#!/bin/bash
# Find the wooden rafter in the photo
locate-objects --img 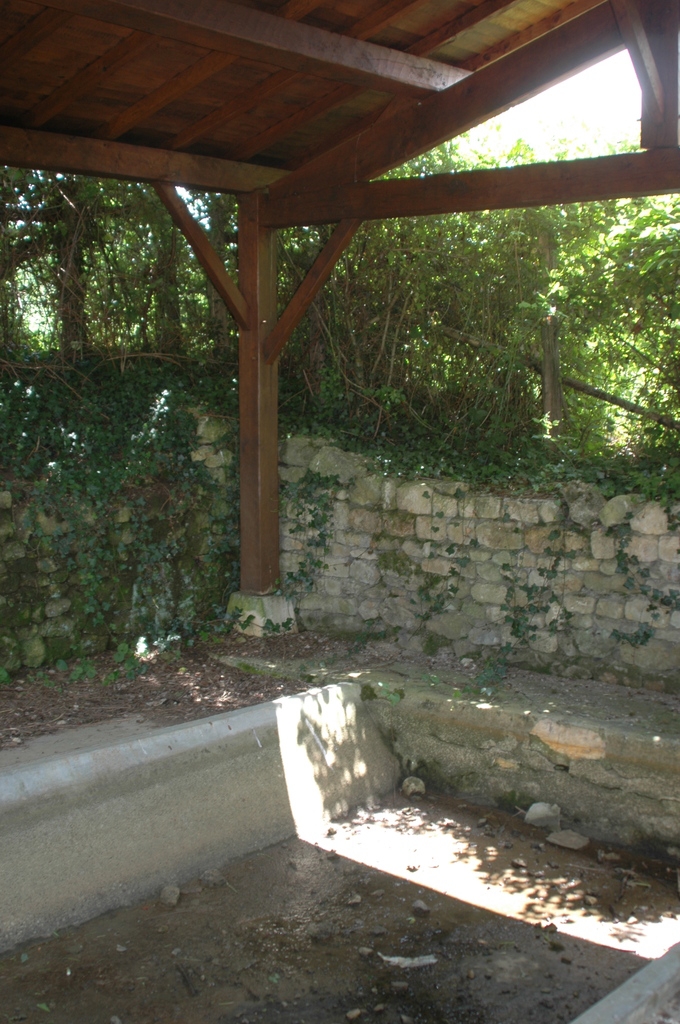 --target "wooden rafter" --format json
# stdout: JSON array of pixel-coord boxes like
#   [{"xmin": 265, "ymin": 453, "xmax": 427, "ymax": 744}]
[
  {"xmin": 461, "ymin": 0, "xmax": 605, "ymax": 71},
  {"xmin": 263, "ymin": 219, "xmax": 361, "ymax": 364},
  {"xmin": 348, "ymin": 0, "xmax": 432, "ymax": 41},
  {"xmin": 25, "ymin": 31, "xmax": 152, "ymax": 128},
  {"xmin": 269, "ymin": 2, "xmax": 622, "ymax": 201},
  {"xmin": 0, "ymin": 124, "xmax": 286, "ymax": 192},
  {"xmin": 278, "ymin": 0, "xmax": 321, "ymax": 19},
  {"xmin": 611, "ymin": 0, "xmax": 664, "ymax": 123},
  {"xmin": 170, "ymin": 69, "xmax": 299, "ymax": 151},
  {"xmin": 0, "ymin": 8, "xmax": 71, "ymax": 66},
  {"xmin": 39, "ymin": 0, "xmax": 467, "ymax": 95},
  {"xmin": 154, "ymin": 182, "xmax": 249, "ymax": 328},
  {"xmin": 95, "ymin": 51, "xmax": 237, "ymax": 141},
  {"xmin": 407, "ymin": 0, "xmax": 519, "ymax": 57},
  {"xmin": 261, "ymin": 149, "xmax": 680, "ymax": 227}
]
